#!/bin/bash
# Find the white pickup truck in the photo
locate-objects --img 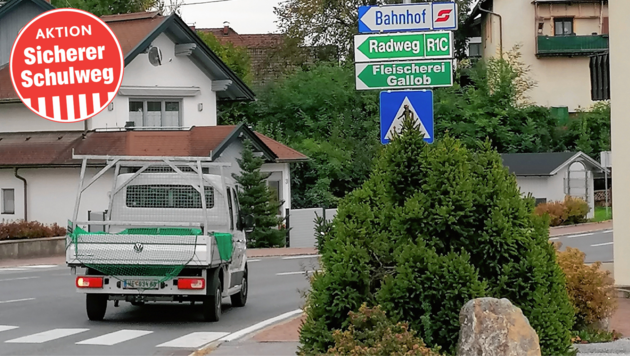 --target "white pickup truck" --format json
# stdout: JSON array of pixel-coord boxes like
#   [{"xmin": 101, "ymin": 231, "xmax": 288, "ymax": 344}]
[{"xmin": 66, "ymin": 154, "xmax": 252, "ymax": 322}]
